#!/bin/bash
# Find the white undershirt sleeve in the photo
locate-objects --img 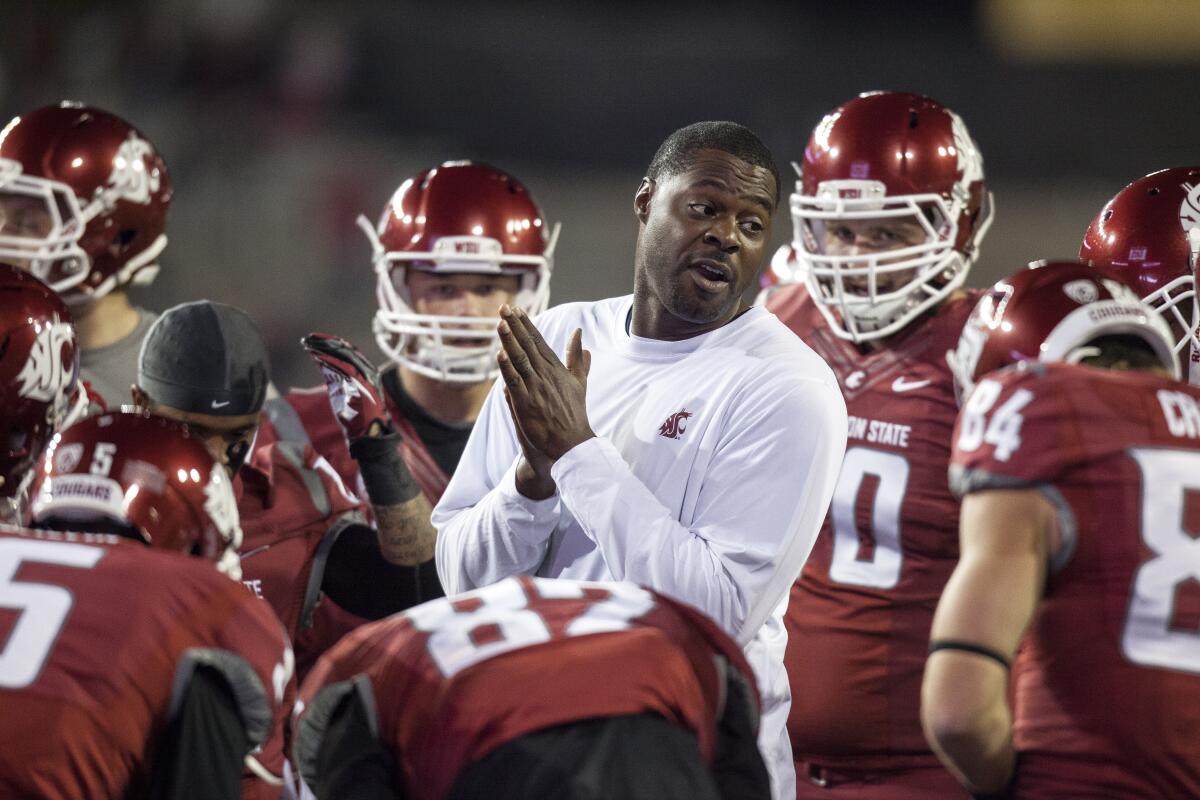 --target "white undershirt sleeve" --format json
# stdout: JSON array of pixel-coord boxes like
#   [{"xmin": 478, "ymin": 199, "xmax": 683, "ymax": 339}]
[
  {"xmin": 432, "ymin": 381, "xmax": 562, "ymax": 594},
  {"xmin": 550, "ymin": 378, "xmax": 847, "ymax": 644}
]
